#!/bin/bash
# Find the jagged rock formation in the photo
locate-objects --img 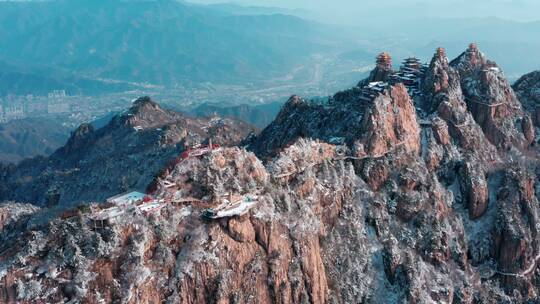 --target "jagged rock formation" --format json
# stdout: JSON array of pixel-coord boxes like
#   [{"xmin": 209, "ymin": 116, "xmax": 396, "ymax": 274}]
[
  {"xmin": 248, "ymin": 83, "xmax": 419, "ymax": 159},
  {"xmin": 0, "ymin": 97, "xmax": 256, "ymax": 208},
  {"xmin": 450, "ymin": 43, "xmax": 530, "ymax": 148},
  {"xmin": 514, "ymin": 70, "xmax": 540, "ymax": 128},
  {"xmin": 1, "ymin": 45, "xmax": 540, "ymax": 303},
  {"xmin": 421, "ymin": 47, "xmax": 456, "ymax": 113}
]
